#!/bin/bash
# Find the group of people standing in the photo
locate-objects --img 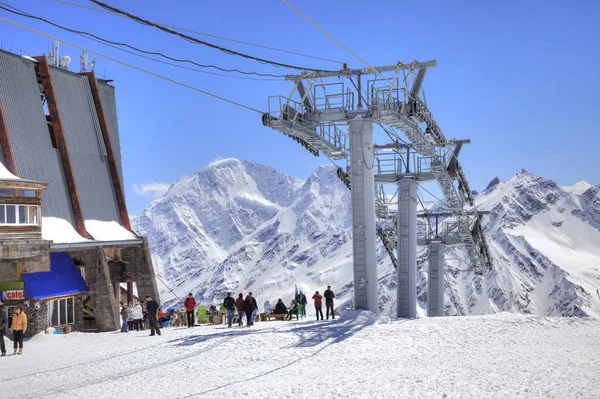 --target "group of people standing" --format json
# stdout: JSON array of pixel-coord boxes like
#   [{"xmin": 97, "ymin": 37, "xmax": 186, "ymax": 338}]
[
  {"xmin": 120, "ymin": 301, "xmax": 144, "ymax": 332},
  {"xmin": 271, "ymin": 285, "xmax": 336, "ymax": 321},
  {"xmin": 118, "ymin": 295, "xmax": 161, "ymax": 337},
  {"xmin": 0, "ymin": 302, "xmax": 27, "ymax": 355}
]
